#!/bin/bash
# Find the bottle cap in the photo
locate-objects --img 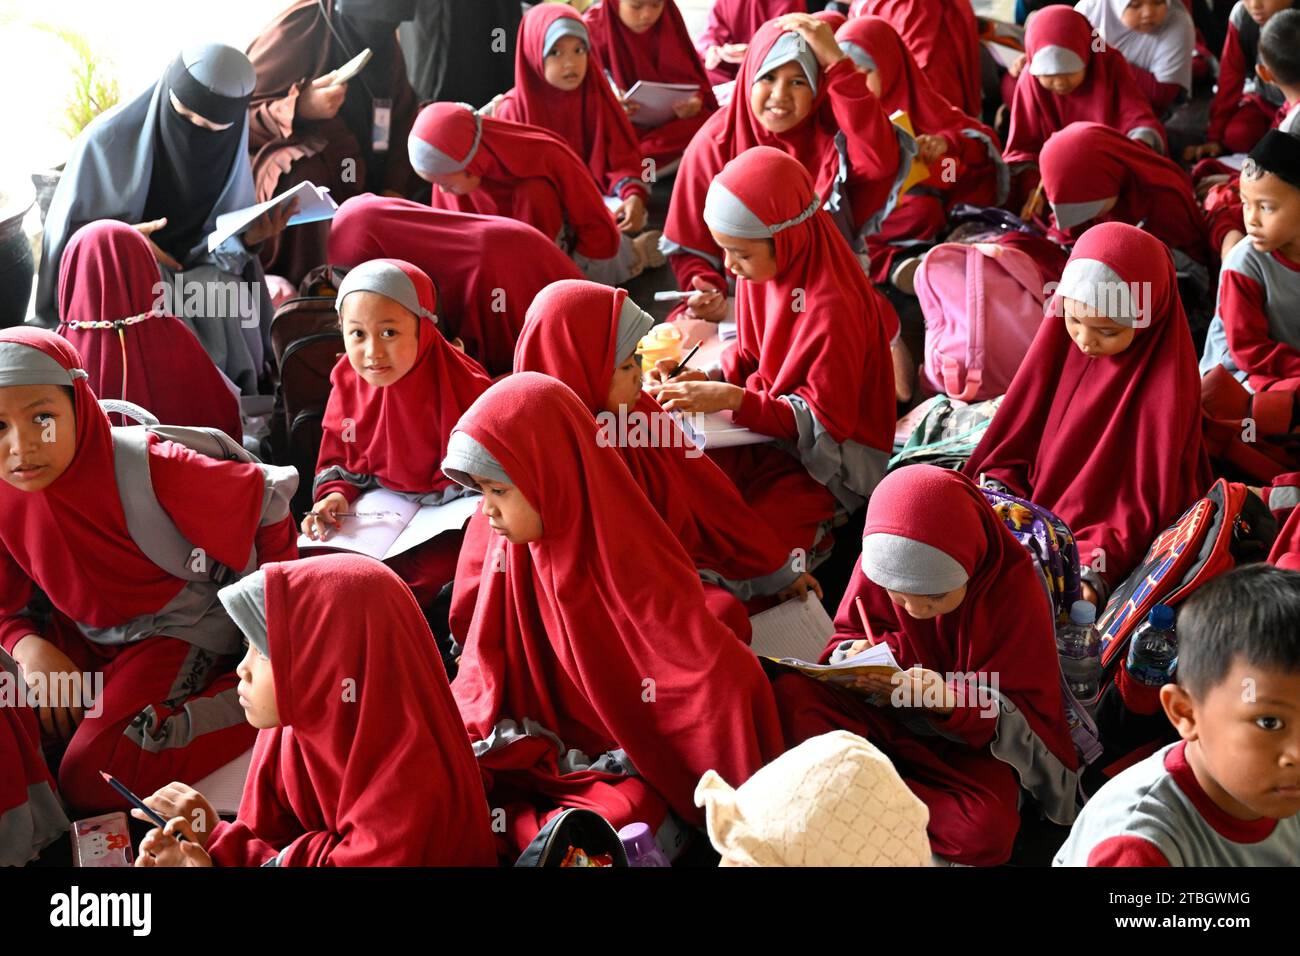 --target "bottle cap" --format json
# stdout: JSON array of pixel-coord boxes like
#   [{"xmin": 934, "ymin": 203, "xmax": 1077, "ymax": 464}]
[
  {"xmin": 617, "ymin": 821, "xmax": 656, "ymax": 856},
  {"xmin": 1069, "ymin": 599, "xmax": 1096, "ymax": 625},
  {"xmin": 1149, "ymin": 604, "xmax": 1175, "ymax": 630}
]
